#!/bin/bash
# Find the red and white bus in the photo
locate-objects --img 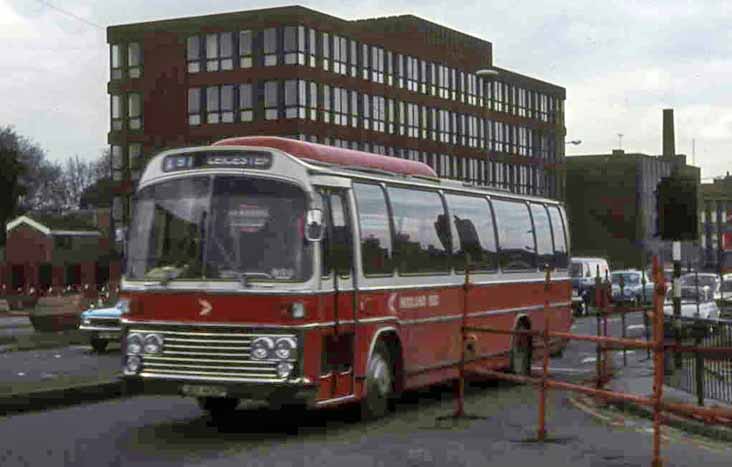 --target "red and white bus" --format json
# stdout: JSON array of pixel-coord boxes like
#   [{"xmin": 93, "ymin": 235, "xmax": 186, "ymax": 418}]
[{"xmin": 120, "ymin": 136, "xmax": 572, "ymax": 418}]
